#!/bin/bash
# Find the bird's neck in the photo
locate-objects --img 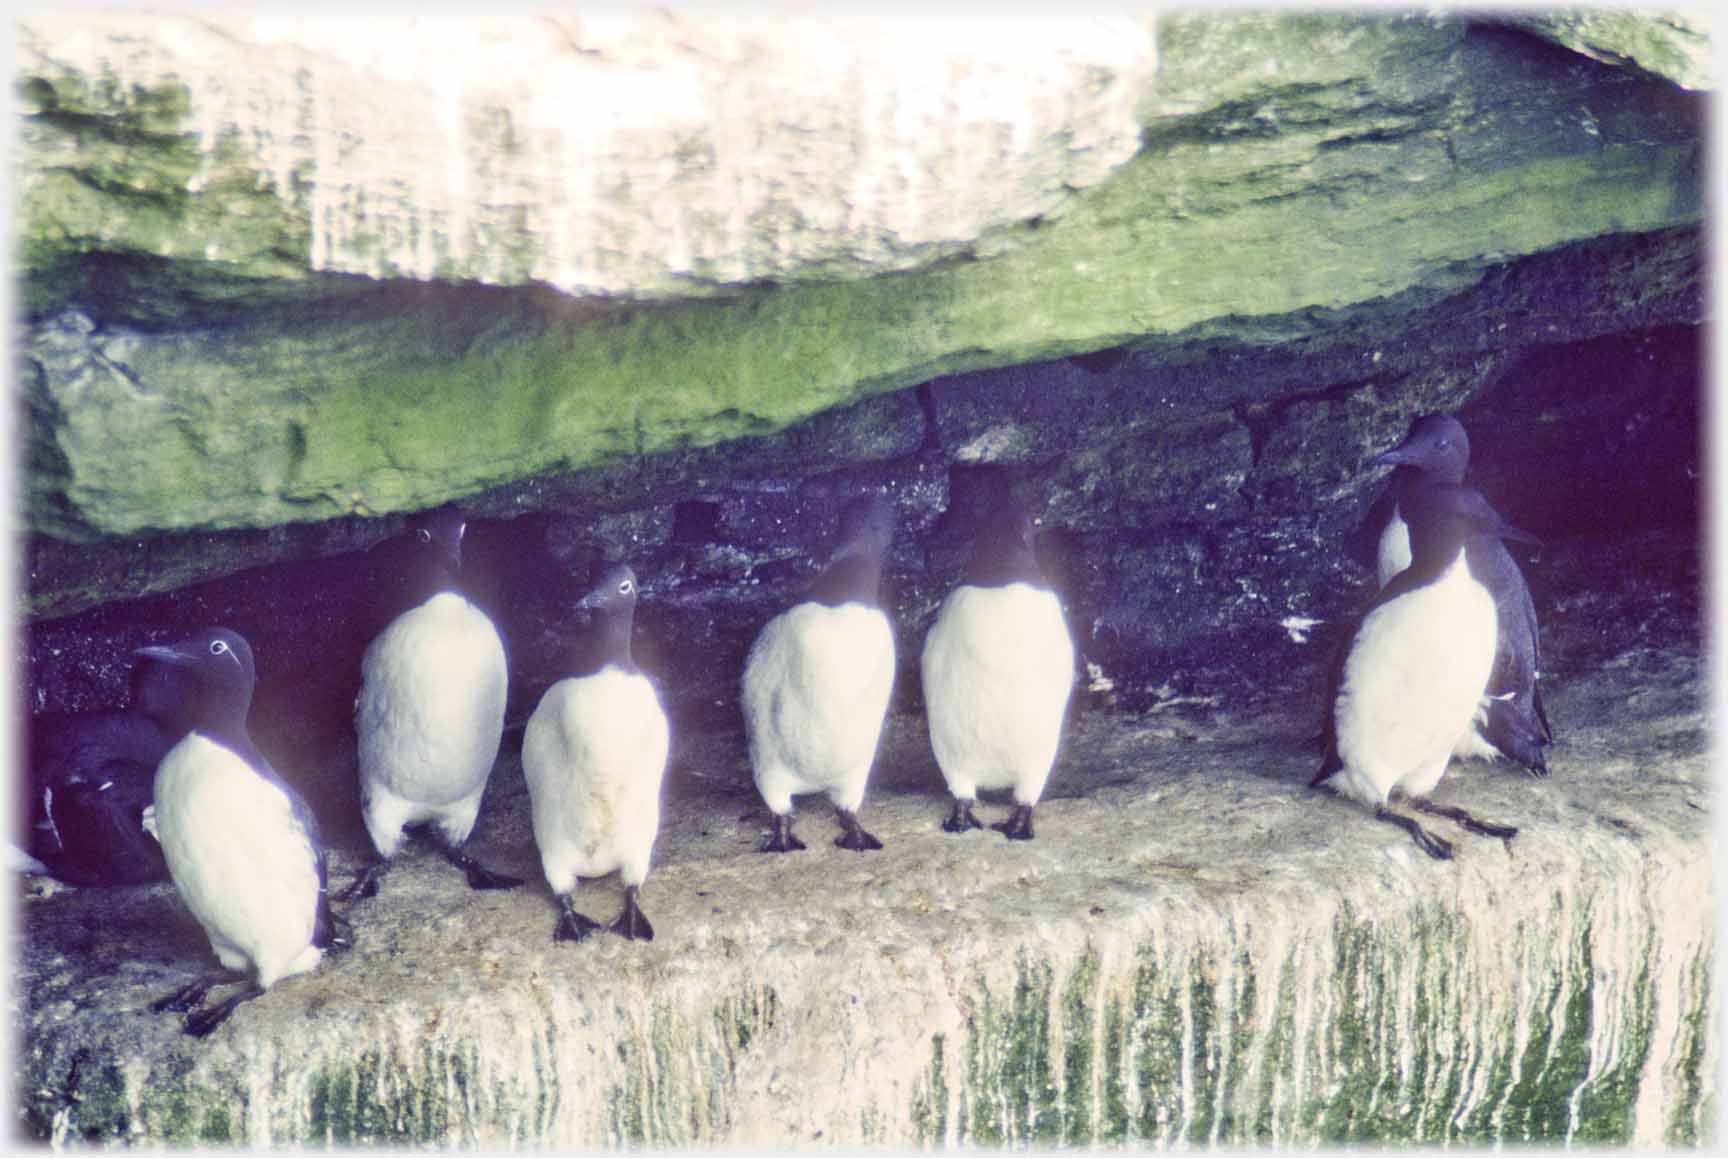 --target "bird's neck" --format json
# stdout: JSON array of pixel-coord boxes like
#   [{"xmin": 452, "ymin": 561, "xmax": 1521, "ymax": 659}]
[
  {"xmin": 1396, "ymin": 461, "xmax": 1466, "ymax": 493},
  {"xmin": 1404, "ymin": 536, "xmax": 1473, "ymax": 588},
  {"xmin": 808, "ymin": 551, "xmax": 884, "ymax": 608},
  {"xmin": 965, "ymin": 542, "xmax": 1045, "ymax": 590},
  {"xmin": 185, "ymin": 695, "xmax": 257, "ymax": 759},
  {"xmin": 406, "ymin": 560, "xmax": 464, "ymax": 608},
  {"xmin": 570, "ymin": 611, "xmax": 637, "ymax": 677}
]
